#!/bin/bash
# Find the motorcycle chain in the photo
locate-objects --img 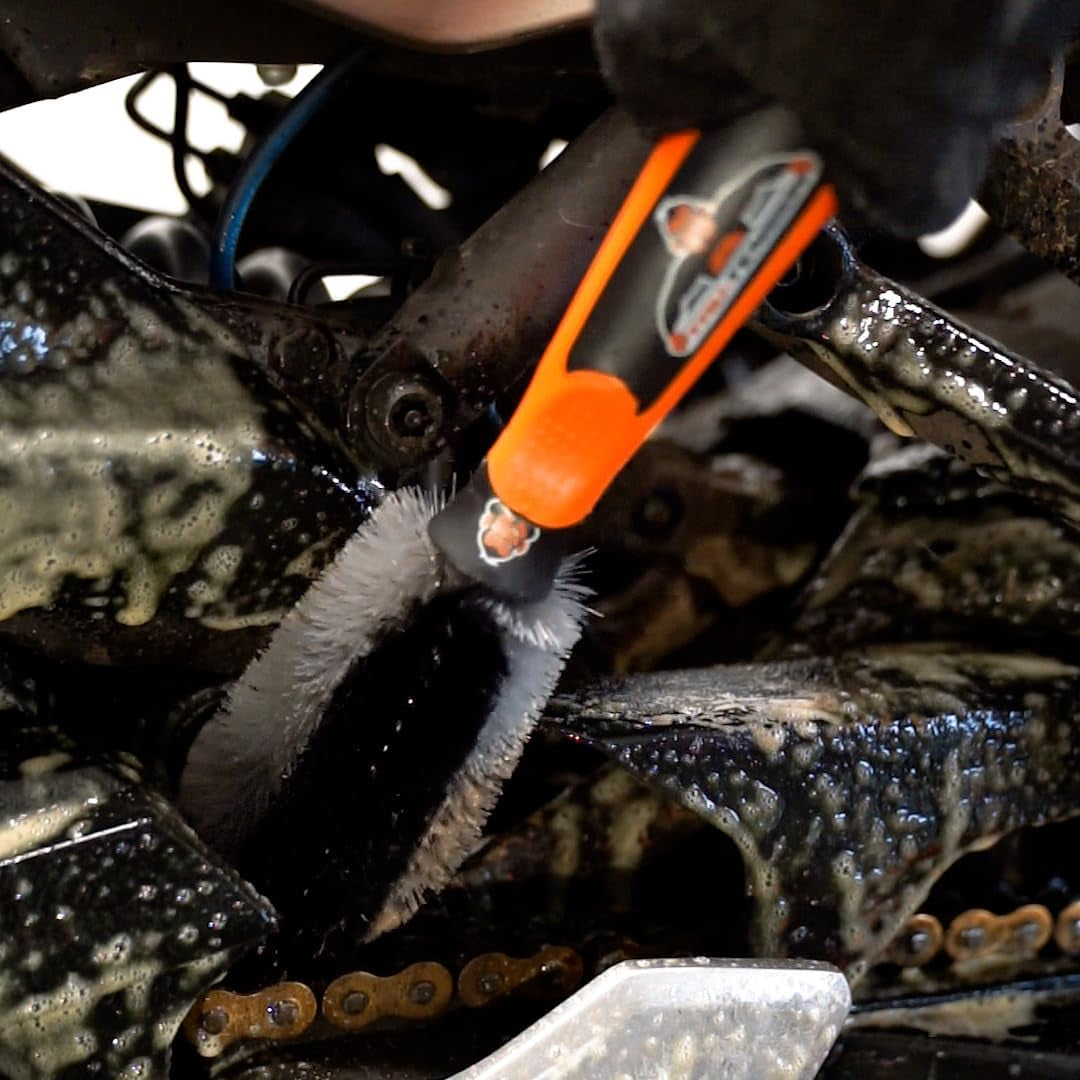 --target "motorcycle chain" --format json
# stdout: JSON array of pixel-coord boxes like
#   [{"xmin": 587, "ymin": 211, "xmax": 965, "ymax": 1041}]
[
  {"xmin": 184, "ymin": 900, "xmax": 1080, "ymax": 1056},
  {"xmin": 183, "ymin": 945, "xmax": 584, "ymax": 1057},
  {"xmin": 886, "ymin": 899, "xmax": 1080, "ymax": 967}
]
